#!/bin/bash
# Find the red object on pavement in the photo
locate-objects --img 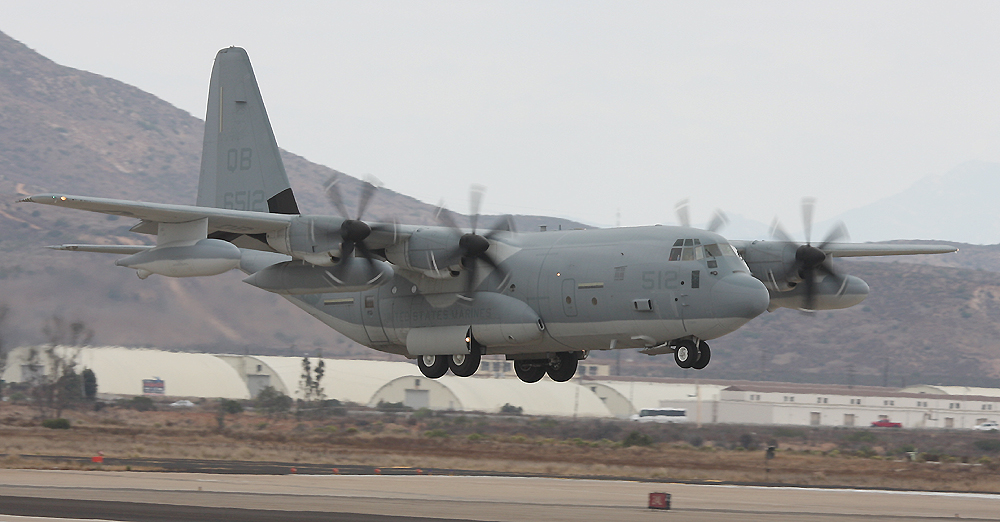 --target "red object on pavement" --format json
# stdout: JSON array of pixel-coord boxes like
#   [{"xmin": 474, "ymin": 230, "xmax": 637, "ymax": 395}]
[
  {"xmin": 91, "ymin": 456, "xmax": 104, "ymax": 463},
  {"xmin": 649, "ymin": 492, "xmax": 671, "ymax": 510}
]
